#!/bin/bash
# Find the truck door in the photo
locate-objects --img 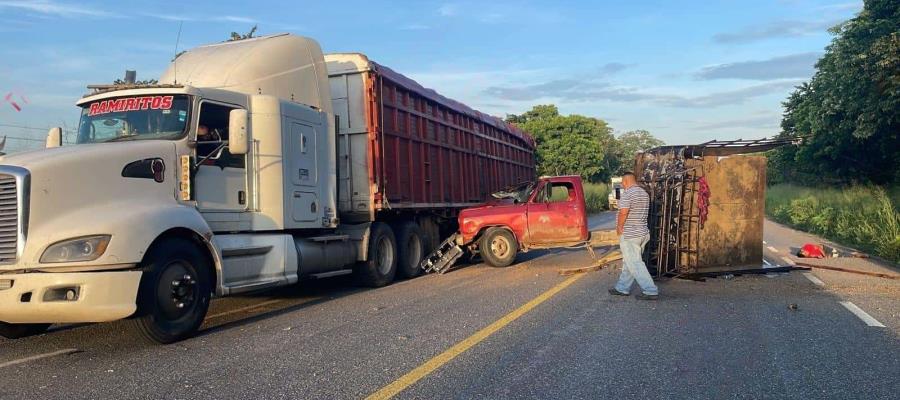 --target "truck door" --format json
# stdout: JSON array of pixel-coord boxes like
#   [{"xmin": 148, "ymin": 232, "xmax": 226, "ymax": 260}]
[
  {"xmin": 287, "ymin": 120, "xmax": 319, "ymax": 223},
  {"xmin": 194, "ymin": 101, "xmax": 248, "ymax": 214},
  {"xmin": 525, "ymin": 180, "xmax": 585, "ymax": 244}
]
